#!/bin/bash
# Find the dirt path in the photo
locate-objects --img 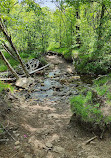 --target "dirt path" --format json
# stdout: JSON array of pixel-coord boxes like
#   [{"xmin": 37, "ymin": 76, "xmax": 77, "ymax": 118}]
[{"xmin": 0, "ymin": 55, "xmax": 111, "ymax": 158}]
